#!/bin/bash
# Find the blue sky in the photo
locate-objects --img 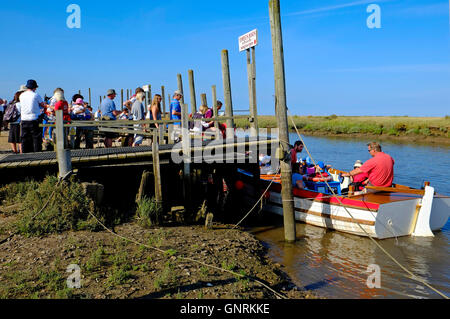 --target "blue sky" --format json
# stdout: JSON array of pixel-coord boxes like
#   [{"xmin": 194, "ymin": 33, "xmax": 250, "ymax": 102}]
[{"xmin": 0, "ymin": 0, "xmax": 449, "ymax": 116}]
